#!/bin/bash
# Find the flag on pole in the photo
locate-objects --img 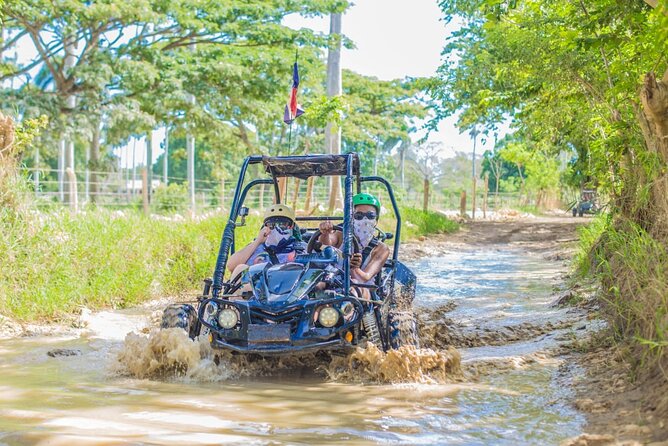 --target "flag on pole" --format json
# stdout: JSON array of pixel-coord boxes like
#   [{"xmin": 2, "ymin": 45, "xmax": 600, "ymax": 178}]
[{"xmin": 283, "ymin": 62, "xmax": 304, "ymax": 124}]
